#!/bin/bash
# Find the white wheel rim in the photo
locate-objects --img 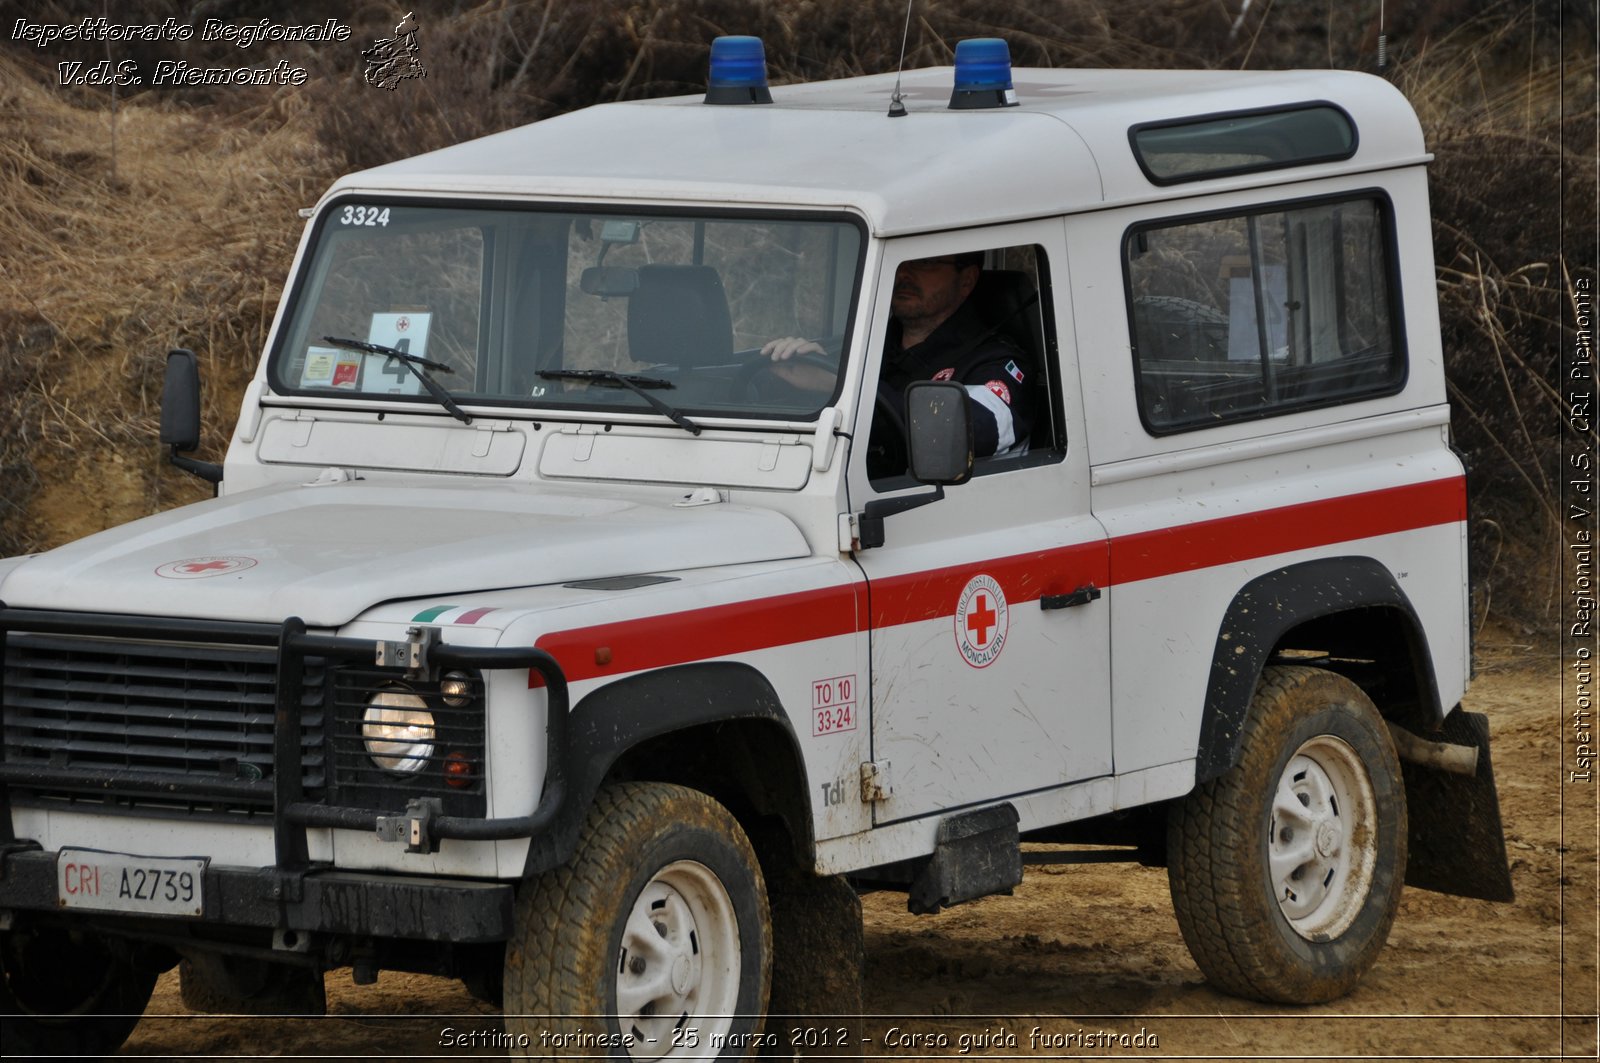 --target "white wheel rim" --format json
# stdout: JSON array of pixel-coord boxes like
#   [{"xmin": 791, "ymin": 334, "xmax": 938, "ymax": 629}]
[
  {"xmin": 1269, "ymin": 734, "xmax": 1379, "ymax": 940},
  {"xmin": 616, "ymin": 859, "xmax": 741, "ymax": 1060}
]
